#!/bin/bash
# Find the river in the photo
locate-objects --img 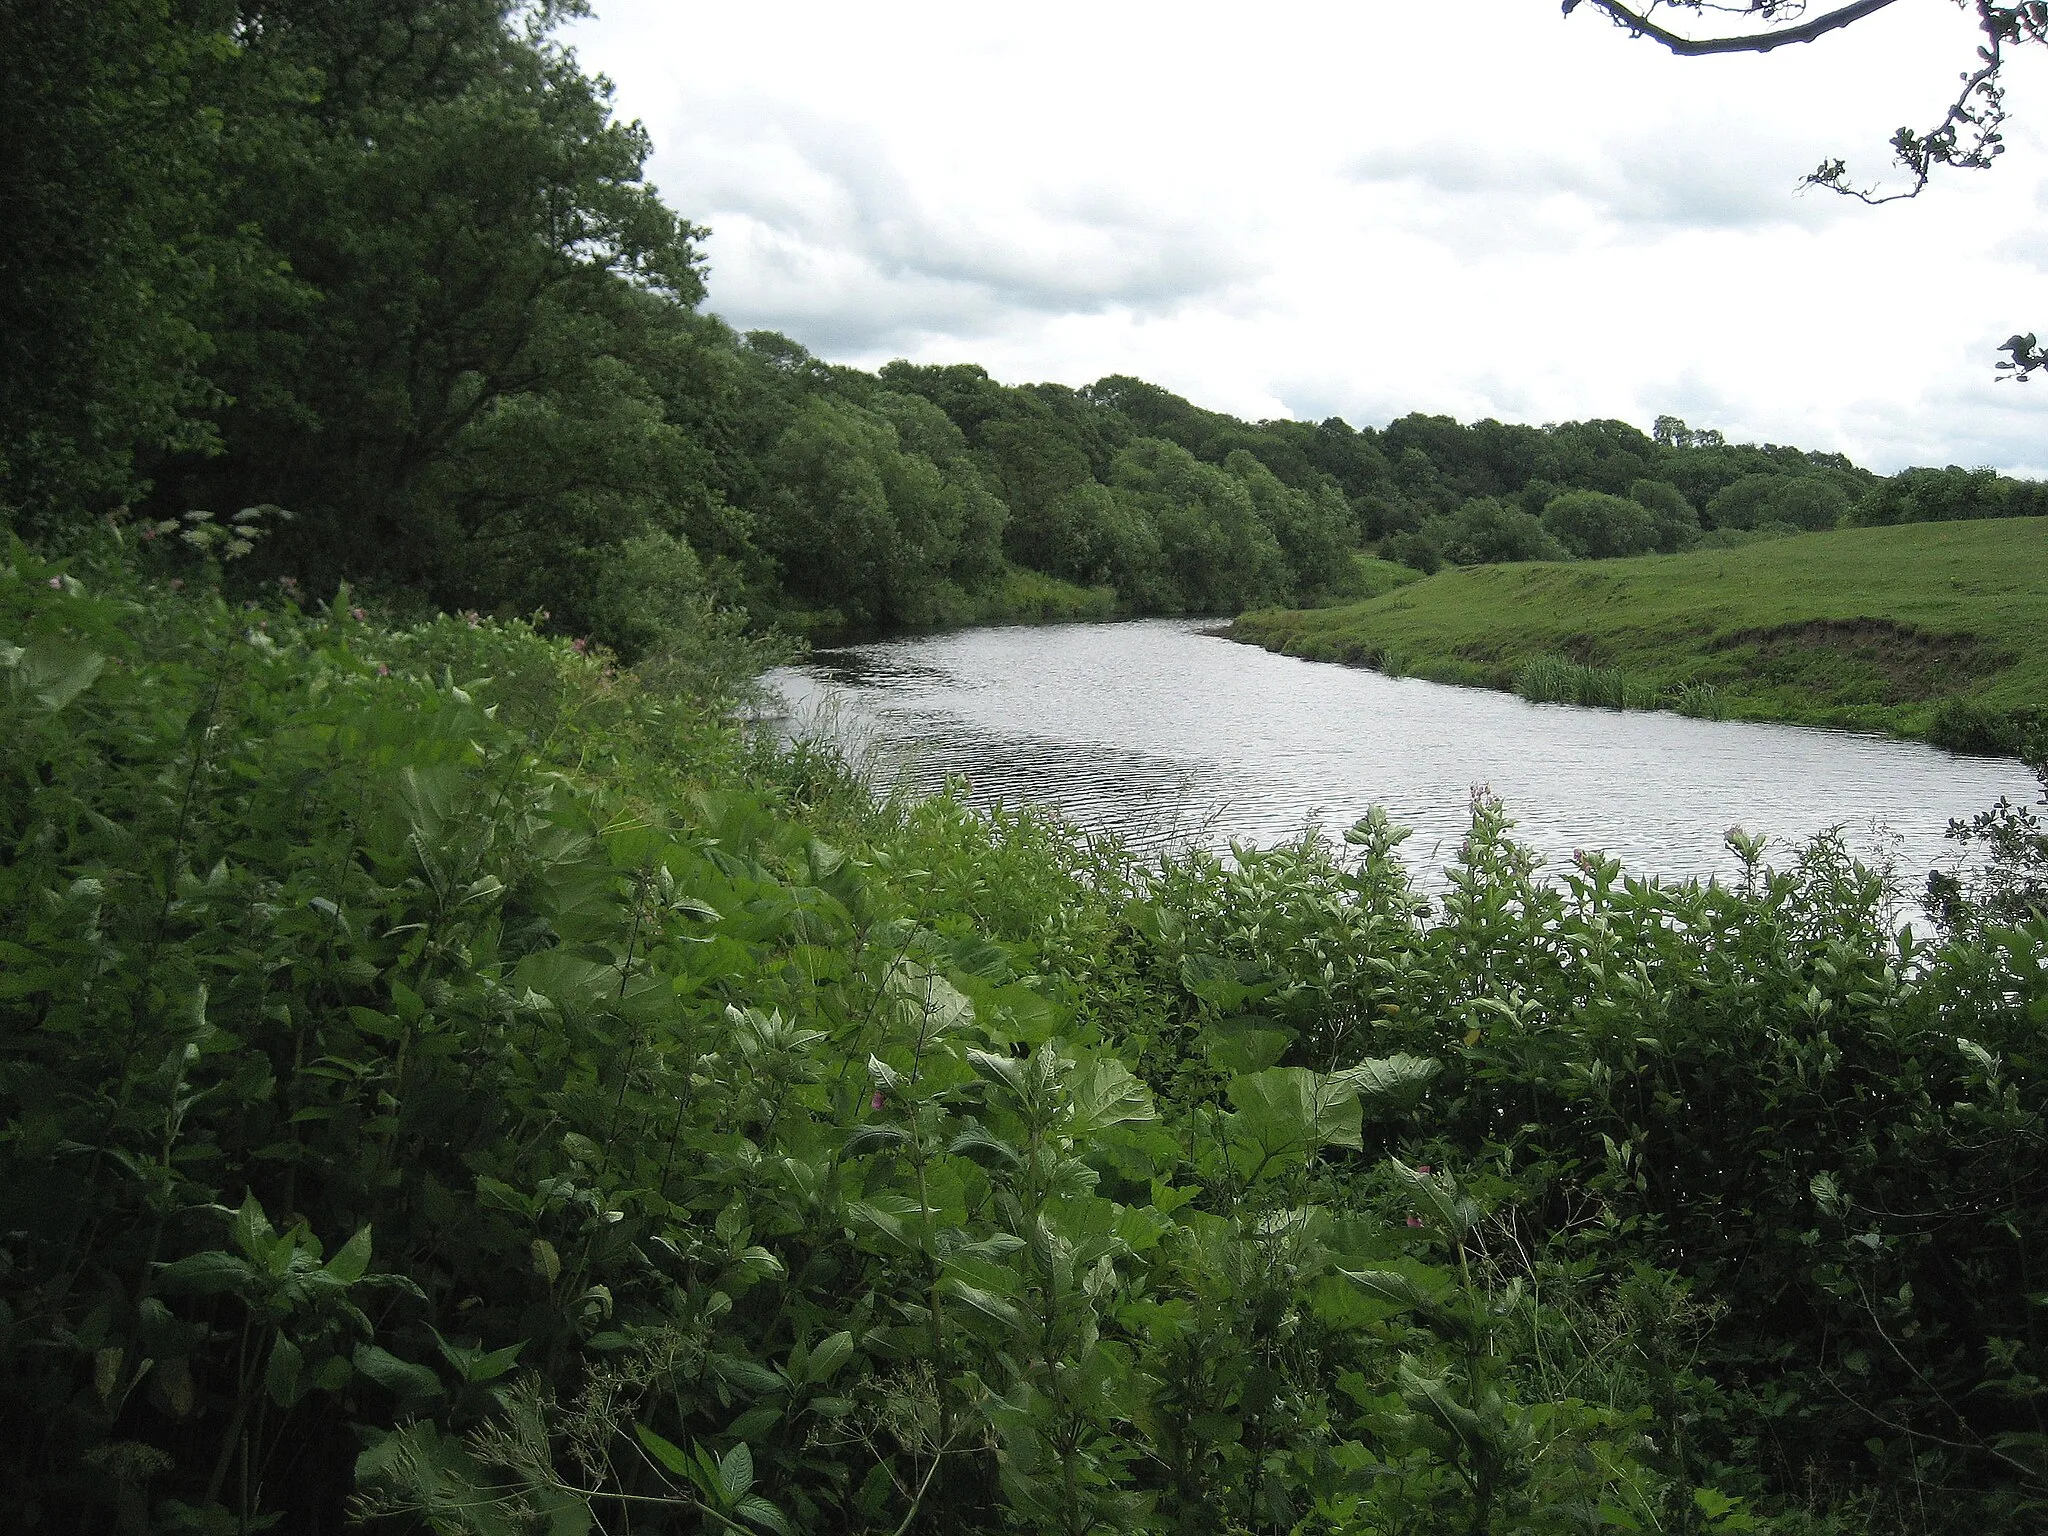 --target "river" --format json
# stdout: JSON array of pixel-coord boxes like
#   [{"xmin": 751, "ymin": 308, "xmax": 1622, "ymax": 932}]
[{"xmin": 765, "ymin": 618, "xmax": 2041, "ymax": 887}]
